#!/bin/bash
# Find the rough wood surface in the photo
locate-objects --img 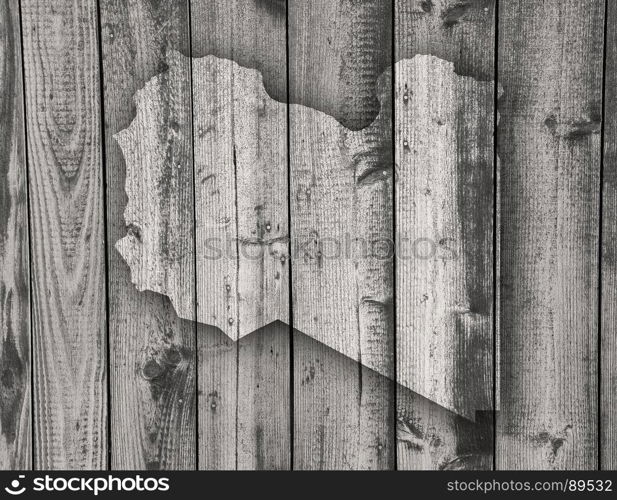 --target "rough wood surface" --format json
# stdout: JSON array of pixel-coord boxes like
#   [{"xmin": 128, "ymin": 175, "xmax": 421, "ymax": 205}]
[
  {"xmin": 99, "ymin": 0, "xmax": 196, "ymax": 470},
  {"xmin": 113, "ymin": 45, "xmax": 197, "ymax": 457},
  {"xmin": 397, "ymin": 388, "xmax": 492, "ymax": 470},
  {"xmin": 395, "ymin": 52, "xmax": 495, "ymax": 435},
  {"xmin": 497, "ymin": 0, "xmax": 604, "ymax": 469},
  {"xmin": 115, "ymin": 50, "xmax": 195, "ymax": 332},
  {"xmin": 395, "ymin": 0, "xmax": 494, "ymax": 80},
  {"xmin": 4, "ymin": 0, "xmax": 615, "ymax": 471},
  {"xmin": 0, "ymin": 0, "xmax": 31, "ymax": 470},
  {"xmin": 191, "ymin": 54, "xmax": 290, "ymax": 469},
  {"xmin": 395, "ymin": 0, "xmax": 496, "ymax": 471},
  {"xmin": 189, "ymin": 56, "xmax": 288, "ymax": 338},
  {"xmin": 602, "ymin": 0, "xmax": 617, "ymax": 472},
  {"xmin": 190, "ymin": 0, "xmax": 290, "ymax": 470},
  {"xmin": 21, "ymin": 0, "xmax": 107, "ymax": 469},
  {"xmin": 289, "ymin": 0, "xmax": 392, "ymax": 131},
  {"xmin": 190, "ymin": 0, "xmax": 287, "ymax": 103},
  {"xmin": 289, "ymin": 0, "xmax": 394, "ymax": 470}
]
